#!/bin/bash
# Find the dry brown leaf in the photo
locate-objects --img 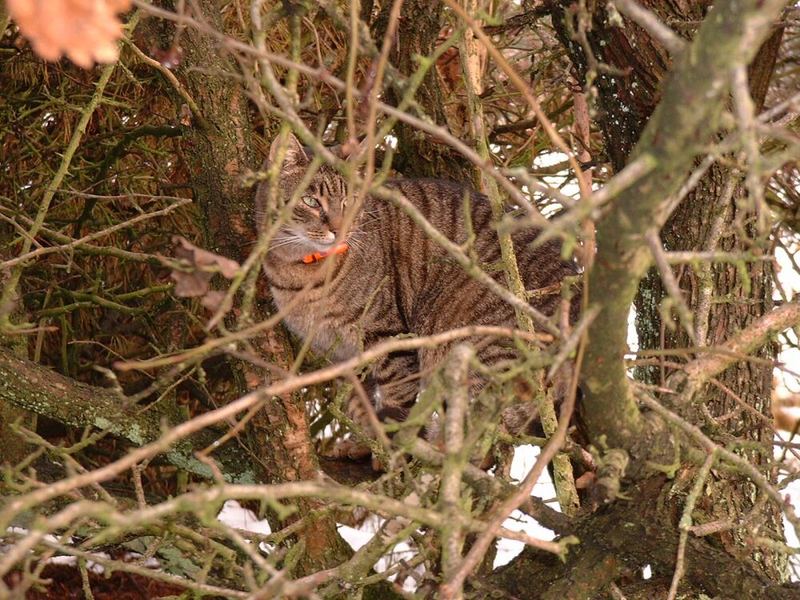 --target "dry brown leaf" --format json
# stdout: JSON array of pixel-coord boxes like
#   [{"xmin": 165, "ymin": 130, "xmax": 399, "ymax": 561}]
[
  {"xmin": 574, "ymin": 471, "xmax": 597, "ymax": 490},
  {"xmin": 169, "ymin": 236, "xmax": 240, "ymax": 302},
  {"xmin": 200, "ymin": 290, "xmax": 227, "ymax": 312},
  {"xmin": 7, "ymin": 0, "xmax": 132, "ymax": 69}
]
